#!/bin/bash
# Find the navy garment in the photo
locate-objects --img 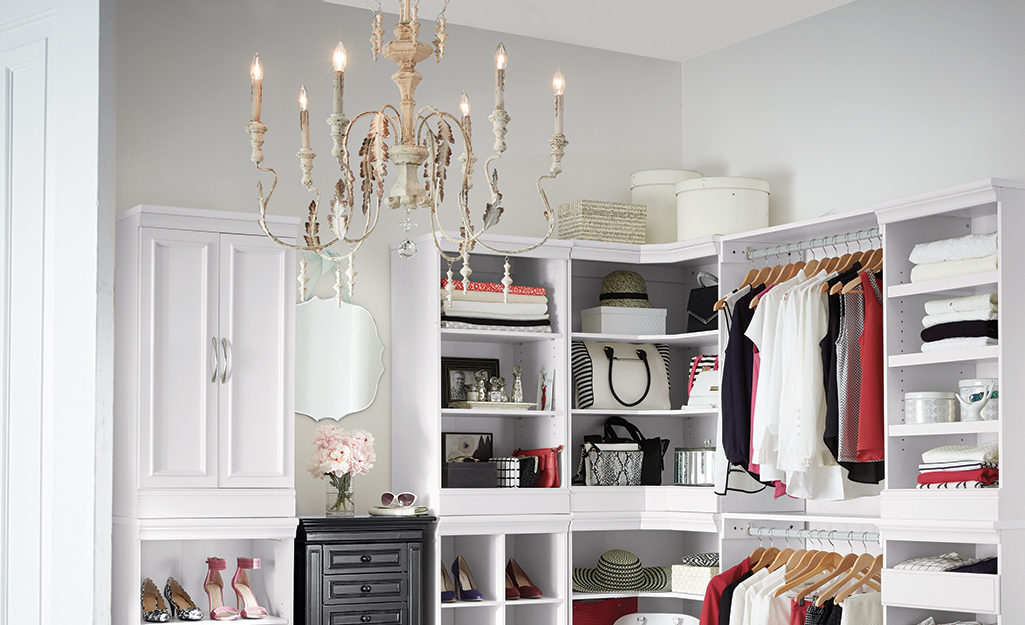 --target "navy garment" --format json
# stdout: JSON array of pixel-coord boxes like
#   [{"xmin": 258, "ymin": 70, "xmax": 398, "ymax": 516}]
[{"xmin": 720, "ymin": 285, "xmax": 764, "ymax": 467}]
